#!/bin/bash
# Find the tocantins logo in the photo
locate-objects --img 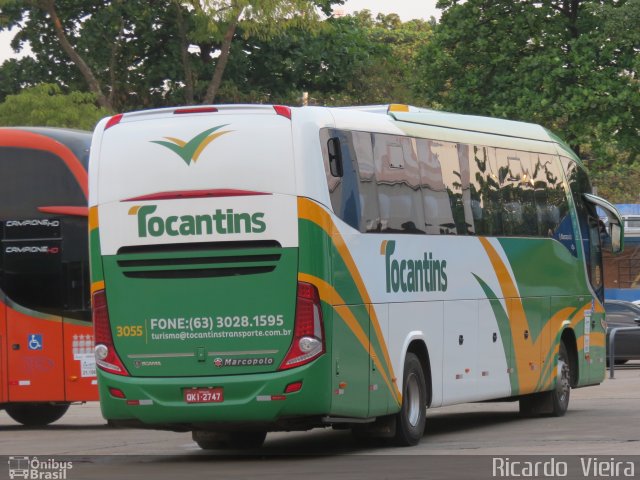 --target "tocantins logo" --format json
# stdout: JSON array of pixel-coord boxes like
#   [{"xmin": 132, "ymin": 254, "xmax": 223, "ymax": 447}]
[
  {"xmin": 128, "ymin": 204, "xmax": 266, "ymax": 238},
  {"xmin": 151, "ymin": 124, "xmax": 232, "ymax": 165},
  {"xmin": 381, "ymin": 240, "xmax": 448, "ymax": 294}
]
